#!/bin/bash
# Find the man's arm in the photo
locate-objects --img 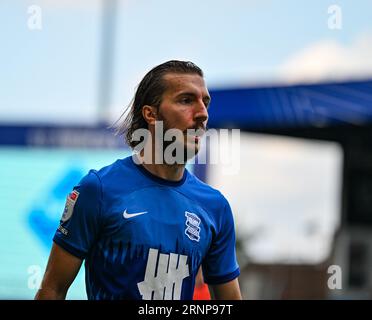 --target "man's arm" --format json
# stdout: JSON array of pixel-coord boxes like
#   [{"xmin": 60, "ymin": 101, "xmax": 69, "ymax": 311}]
[
  {"xmin": 209, "ymin": 278, "xmax": 242, "ymax": 300},
  {"xmin": 35, "ymin": 243, "xmax": 83, "ymax": 300}
]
